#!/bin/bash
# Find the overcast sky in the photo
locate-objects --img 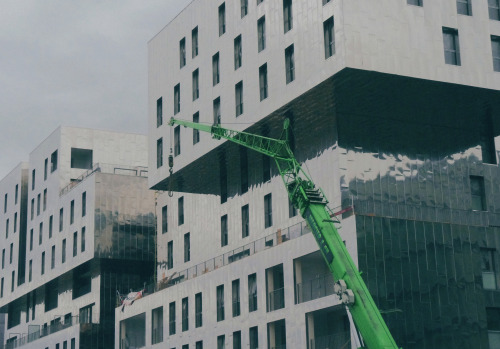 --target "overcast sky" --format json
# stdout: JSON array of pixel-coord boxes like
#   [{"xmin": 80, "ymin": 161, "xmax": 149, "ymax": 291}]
[{"xmin": 0, "ymin": 0, "xmax": 192, "ymax": 179}]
